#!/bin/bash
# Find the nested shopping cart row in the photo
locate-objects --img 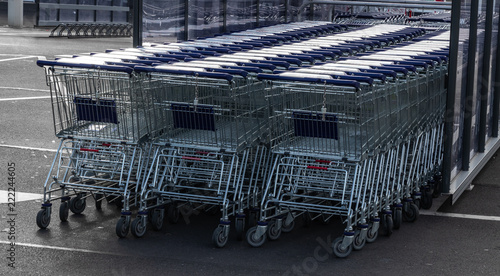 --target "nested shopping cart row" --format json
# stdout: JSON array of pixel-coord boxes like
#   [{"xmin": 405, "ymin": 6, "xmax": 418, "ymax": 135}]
[{"xmin": 35, "ymin": 21, "xmax": 448, "ymax": 257}]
